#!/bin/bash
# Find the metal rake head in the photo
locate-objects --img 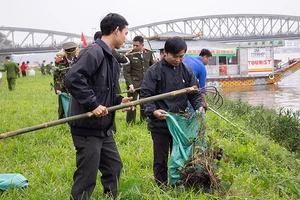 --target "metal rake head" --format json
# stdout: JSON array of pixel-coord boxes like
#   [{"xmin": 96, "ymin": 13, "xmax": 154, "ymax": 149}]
[{"xmin": 199, "ymin": 86, "xmax": 223, "ymax": 109}]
